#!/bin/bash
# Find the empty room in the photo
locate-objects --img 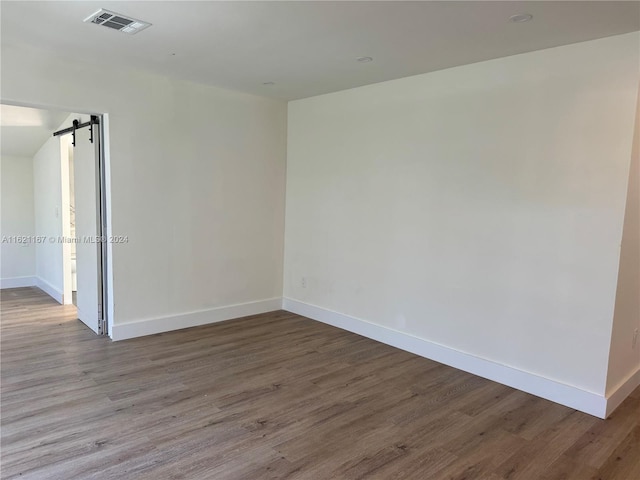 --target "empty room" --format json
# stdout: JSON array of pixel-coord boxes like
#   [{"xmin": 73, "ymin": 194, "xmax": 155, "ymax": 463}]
[{"xmin": 0, "ymin": 1, "xmax": 638, "ymax": 479}]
